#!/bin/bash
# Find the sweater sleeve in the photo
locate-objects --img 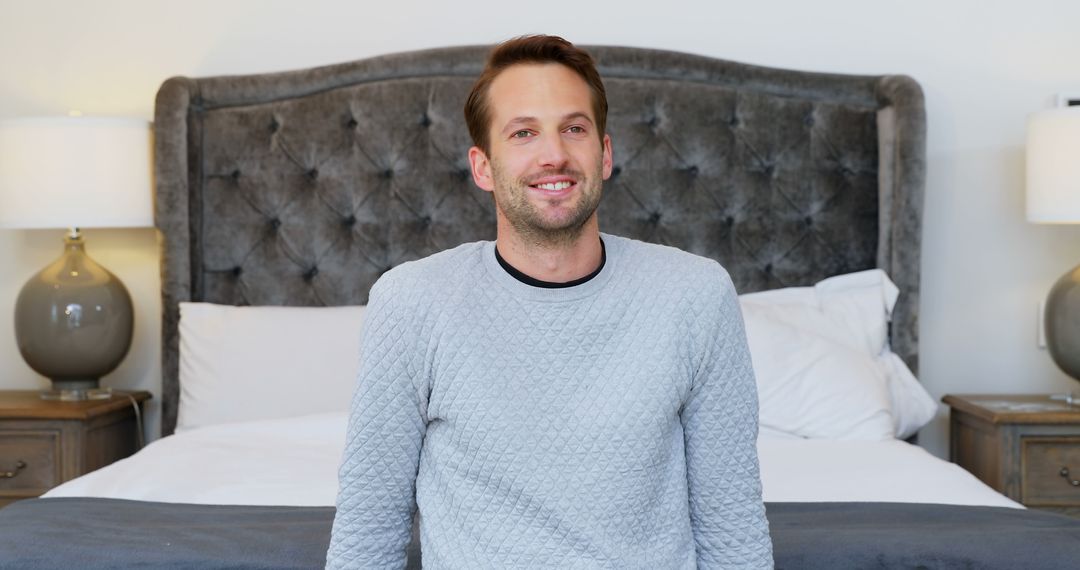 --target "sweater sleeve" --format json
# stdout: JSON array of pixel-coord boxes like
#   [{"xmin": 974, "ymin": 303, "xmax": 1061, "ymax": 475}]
[
  {"xmin": 326, "ymin": 277, "xmax": 429, "ymax": 569},
  {"xmin": 680, "ymin": 268, "xmax": 774, "ymax": 569}
]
